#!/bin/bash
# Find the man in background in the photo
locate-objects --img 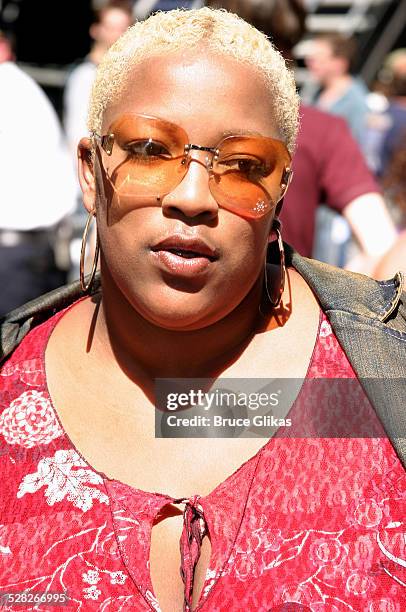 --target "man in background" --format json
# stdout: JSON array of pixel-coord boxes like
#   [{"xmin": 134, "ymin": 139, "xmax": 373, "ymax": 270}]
[
  {"xmin": 64, "ymin": 0, "xmax": 134, "ymax": 166},
  {"xmin": 0, "ymin": 30, "xmax": 76, "ymax": 315},
  {"xmin": 63, "ymin": 1, "xmax": 133, "ymax": 280},
  {"xmin": 303, "ymin": 32, "xmax": 369, "ymax": 147}
]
